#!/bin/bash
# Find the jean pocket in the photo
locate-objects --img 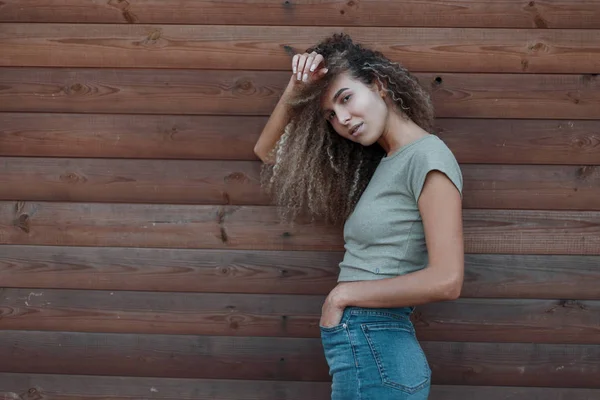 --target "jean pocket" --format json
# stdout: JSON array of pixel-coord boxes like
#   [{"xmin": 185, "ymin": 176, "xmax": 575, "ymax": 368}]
[
  {"xmin": 361, "ymin": 322, "xmax": 431, "ymax": 394},
  {"xmin": 319, "ymin": 322, "xmax": 346, "ymax": 334}
]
